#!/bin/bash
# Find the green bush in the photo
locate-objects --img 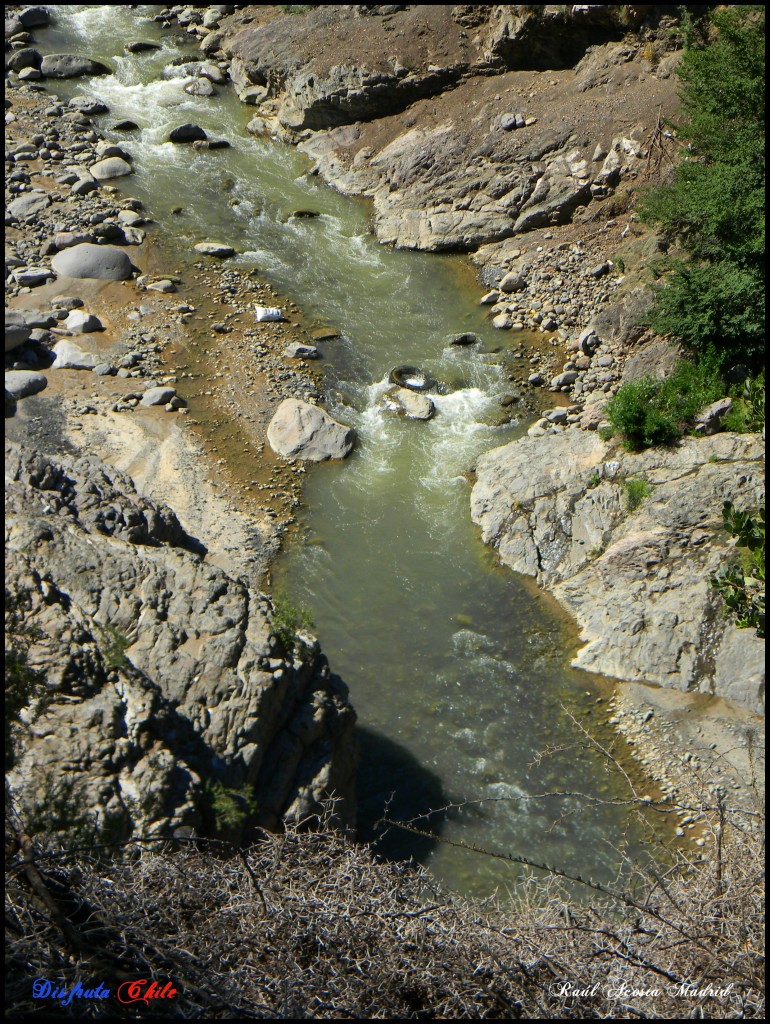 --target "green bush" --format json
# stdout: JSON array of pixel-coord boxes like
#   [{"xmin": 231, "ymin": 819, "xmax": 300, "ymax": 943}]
[
  {"xmin": 200, "ymin": 780, "xmax": 258, "ymax": 839},
  {"xmin": 639, "ymin": 7, "xmax": 765, "ymax": 369},
  {"xmin": 622, "ymin": 478, "xmax": 652, "ymax": 511},
  {"xmin": 606, "ymin": 358, "xmax": 724, "ymax": 450},
  {"xmin": 271, "ymin": 593, "xmax": 315, "ymax": 654},
  {"xmin": 721, "ymin": 372, "xmax": 765, "ymax": 433},
  {"xmin": 712, "ymin": 502, "xmax": 765, "ymax": 637}
]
